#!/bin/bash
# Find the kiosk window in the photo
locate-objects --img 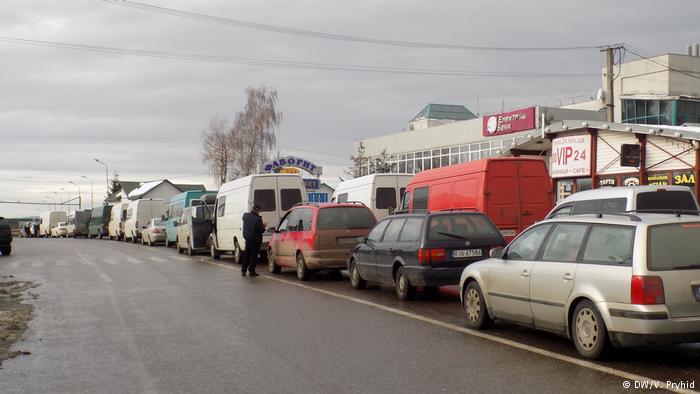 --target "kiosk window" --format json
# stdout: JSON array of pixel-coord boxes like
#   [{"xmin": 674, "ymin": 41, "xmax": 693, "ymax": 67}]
[
  {"xmin": 254, "ymin": 189, "xmax": 276, "ymax": 212},
  {"xmin": 376, "ymin": 188, "xmax": 397, "ymax": 210},
  {"xmin": 281, "ymin": 189, "xmax": 303, "ymax": 211}
]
